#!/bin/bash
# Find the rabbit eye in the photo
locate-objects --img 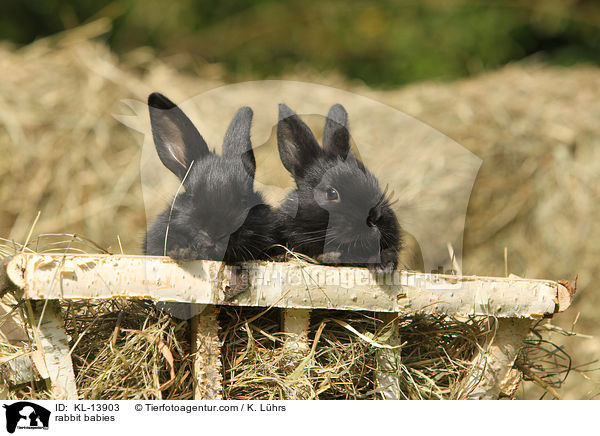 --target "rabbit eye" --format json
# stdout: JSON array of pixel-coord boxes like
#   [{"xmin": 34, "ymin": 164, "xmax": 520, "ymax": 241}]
[{"xmin": 325, "ymin": 187, "xmax": 340, "ymax": 202}]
